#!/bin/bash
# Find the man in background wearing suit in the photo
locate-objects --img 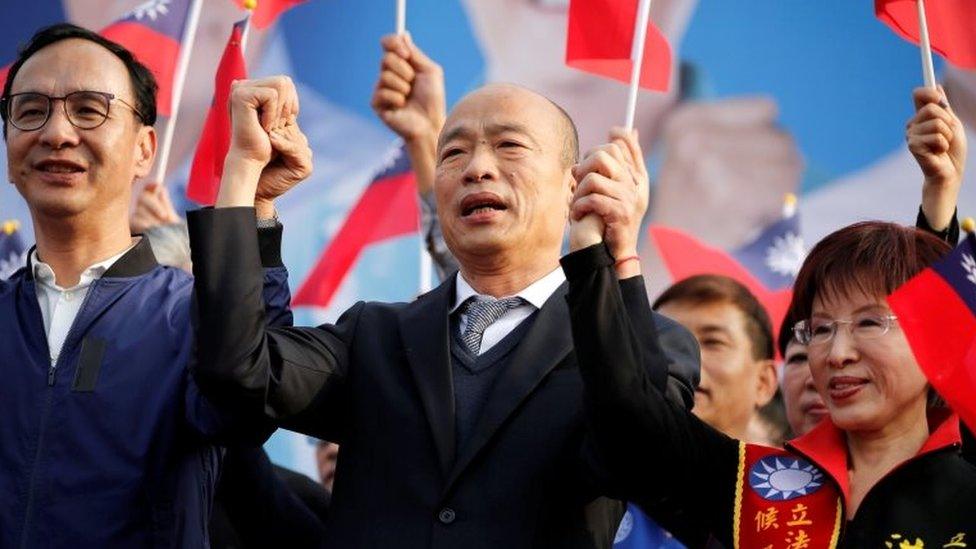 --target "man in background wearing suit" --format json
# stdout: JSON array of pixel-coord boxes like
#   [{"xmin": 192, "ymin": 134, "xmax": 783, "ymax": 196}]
[{"xmin": 187, "ymin": 74, "xmax": 699, "ymax": 548}]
